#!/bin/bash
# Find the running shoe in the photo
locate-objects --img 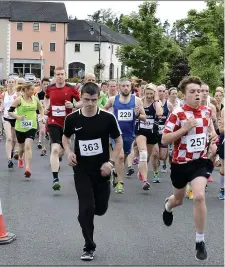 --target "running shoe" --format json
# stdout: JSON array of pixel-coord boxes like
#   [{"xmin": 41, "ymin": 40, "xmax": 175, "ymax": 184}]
[
  {"xmin": 161, "ymin": 164, "xmax": 167, "ymax": 173},
  {"xmin": 37, "ymin": 142, "xmax": 42, "ymax": 149},
  {"xmin": 162, "ymin": 198, "xmax": 173, "ymax": 226},
  {"xmin": 137, "ymin": 171, "xmax": 143, "ymax": 181},
  {"xmin": 133, "ymin": 157, "xmax": 139, "ymax": 165},
  {"xmin": 195, "ymin": 241, "xmax": 207, "ymax": 260},
  {"xmin": 40, "ymin": 148, "xmax": 47, "ymax": 156},
  {"xmin": 8, "ymin": 159, "xmax": 13, "ymax": 169},
  {"xmin": 18, "ymin": 158, "xmax": 24, "ymax": 168},
  {"xmin": 152, "ymin": 171, "xmax": 160, "ymax": 183},
  {"xmin": 80, "ymin": 250, "xmax": 95, "ymax": 261},
  {"xmin": 142, "ymin": 181, "xmax": 150, "ymax": 190},
  {"xmin": 126, "ymin": 167, "xmax": 135, "ymax": 176},
  {"xmin": 52, "ymin": 178, "xmax": 61, "ymax": 190},
  {"xmin": 24, "ymin": 169, "xmax": 31, "ymax": 178},
  {"xmin": 13, "ymin": 151, "xmax": 19, "ymax": 160},
  {"xmin": 219, "ymin": 188, "xmax": 225, "ymax": 200},
  {"xmin": 115, "ymin": 183, "xmax": 124, "ymax": 194}
]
